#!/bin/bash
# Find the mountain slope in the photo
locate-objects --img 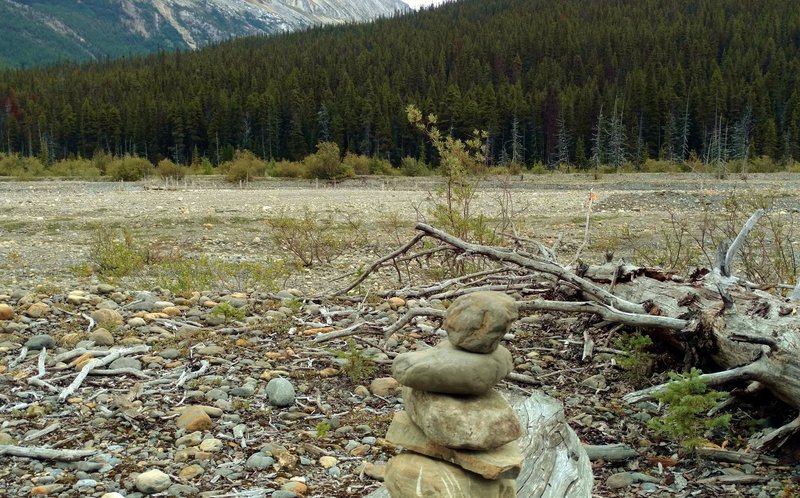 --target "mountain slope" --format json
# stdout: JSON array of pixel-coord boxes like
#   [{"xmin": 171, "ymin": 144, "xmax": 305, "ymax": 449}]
[
  {"xmin": 0, "ymin": 0, "xmax": 408, "ymax": 67},
  {"xmin": 1, "ymin": 0, "xmax": 798, "ymax": 166}
]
